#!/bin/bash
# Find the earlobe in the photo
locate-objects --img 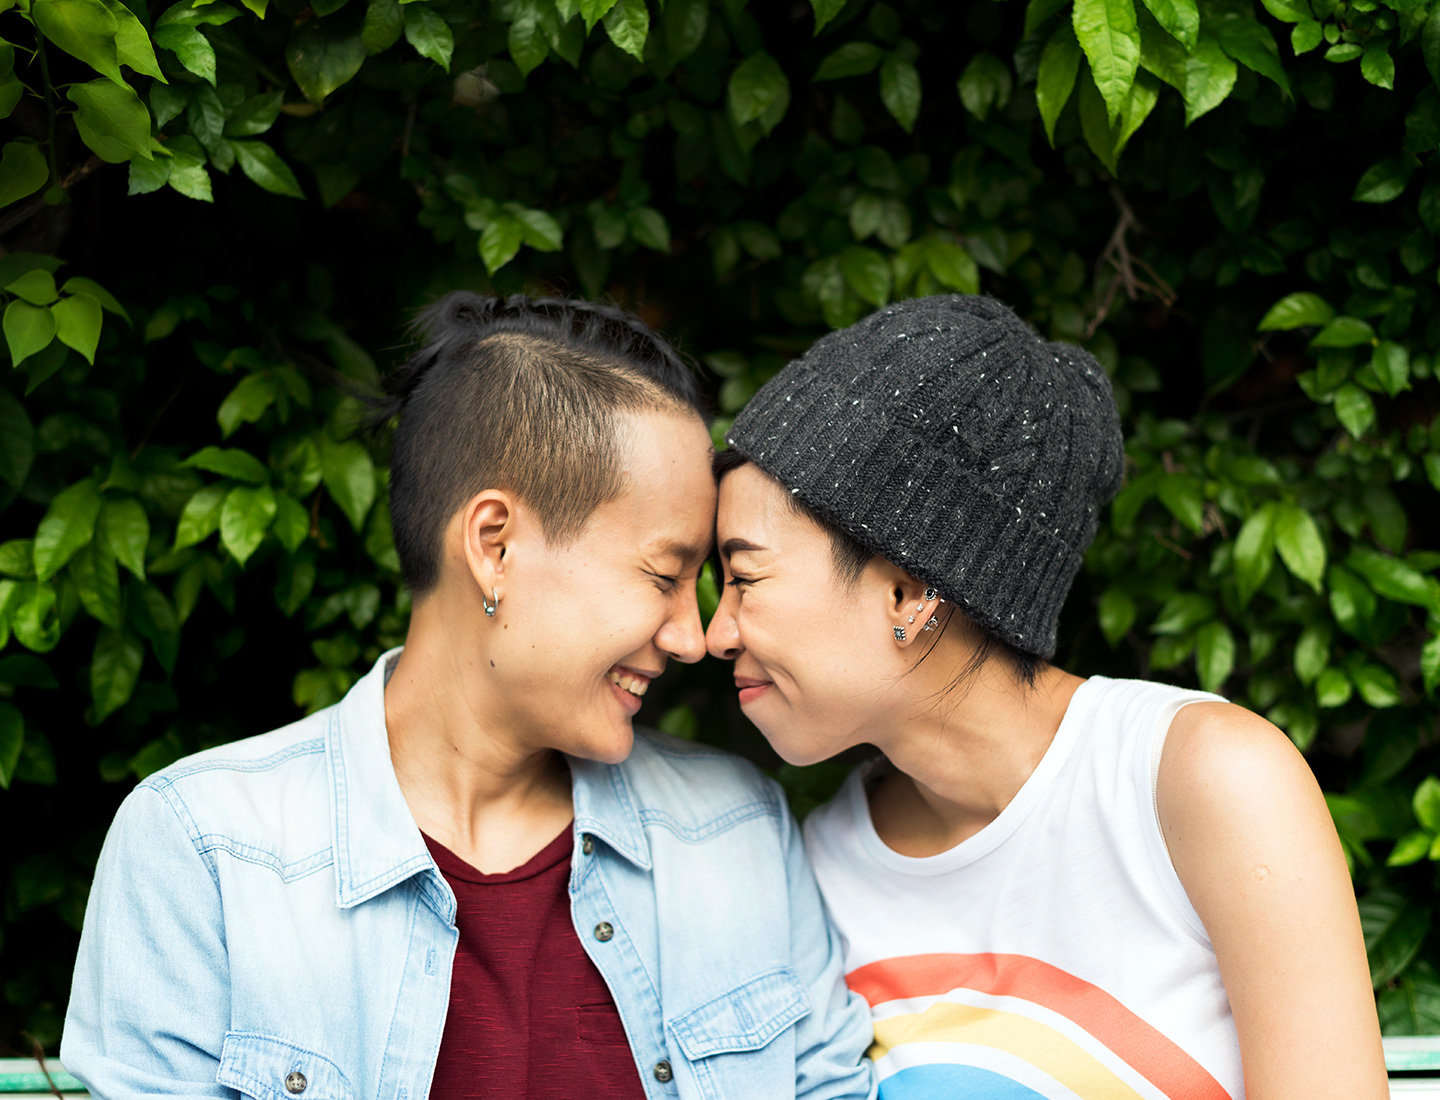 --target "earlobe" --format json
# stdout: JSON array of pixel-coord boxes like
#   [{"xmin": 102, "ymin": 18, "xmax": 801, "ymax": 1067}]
[{"xmin": 460, "ymin": 491, "xmax": 513, "ymax": 604}]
